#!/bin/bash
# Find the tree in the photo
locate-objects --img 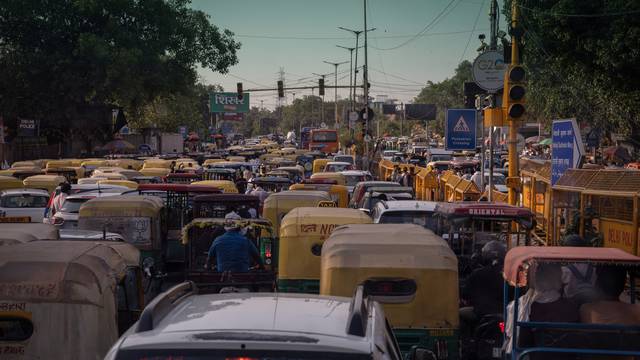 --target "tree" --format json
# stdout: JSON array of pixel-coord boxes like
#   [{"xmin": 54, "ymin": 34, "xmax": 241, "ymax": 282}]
[
  {"xmin": 506, "ymin": 0, "xmax": 640, "ymax": 134},
  {"xmin": 413, "ymin": 61, "xmax": 472, "ymax": 135},
  {"xmin": 0, "ymin": 0, "xmax": 240, "ymax": 133}
]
